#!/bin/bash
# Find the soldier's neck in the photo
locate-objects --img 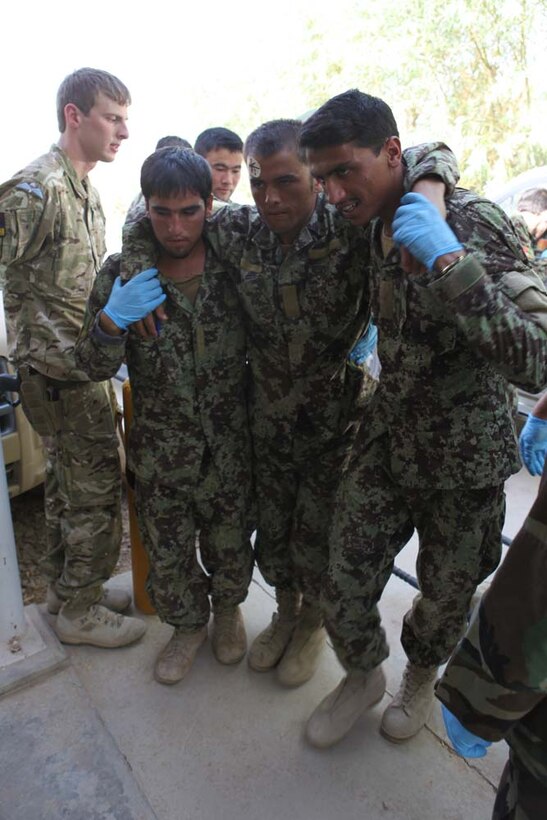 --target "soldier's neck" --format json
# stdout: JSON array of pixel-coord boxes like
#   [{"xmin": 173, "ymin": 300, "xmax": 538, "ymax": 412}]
[{"xmin": 158, "ymin": 241, "xmax": 206, "ymax": 283}]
